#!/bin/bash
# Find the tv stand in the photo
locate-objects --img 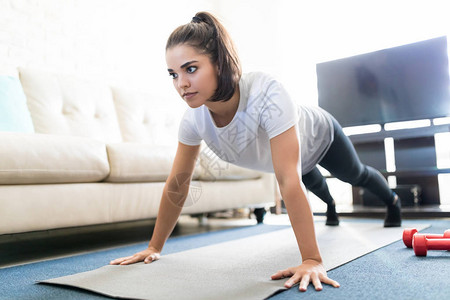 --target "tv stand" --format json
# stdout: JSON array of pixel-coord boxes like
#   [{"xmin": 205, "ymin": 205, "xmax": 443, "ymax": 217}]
[
  {"xmin": 349, "ymin": 123, "xmax": 450, "ymax": 143},
  {"xmin": 348, "ymin": 122, "xmax": 449, "ymax": 207}
]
